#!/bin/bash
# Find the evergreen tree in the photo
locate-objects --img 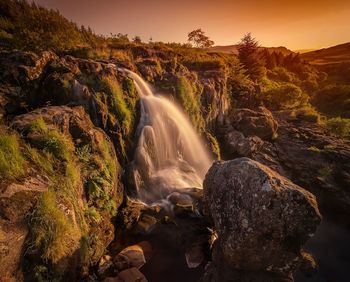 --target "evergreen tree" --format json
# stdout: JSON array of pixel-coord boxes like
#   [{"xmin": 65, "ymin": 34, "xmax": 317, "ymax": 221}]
[{"xmin": 237, "ymin": 33, "xmax": 266, "ymax": 81}]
